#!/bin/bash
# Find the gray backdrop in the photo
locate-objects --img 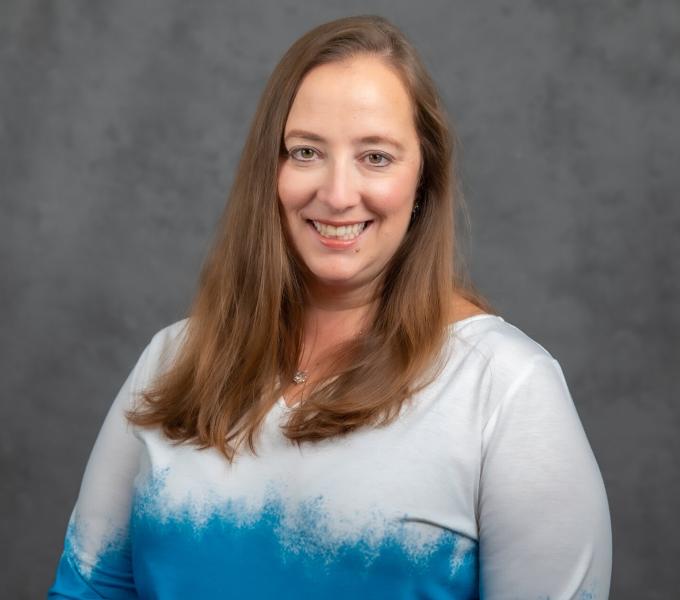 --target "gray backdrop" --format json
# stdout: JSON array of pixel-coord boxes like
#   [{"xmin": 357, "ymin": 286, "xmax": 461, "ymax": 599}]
[{"xmin": 2, "ymin": 1, "xmax": 678, "ymax": 598}]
